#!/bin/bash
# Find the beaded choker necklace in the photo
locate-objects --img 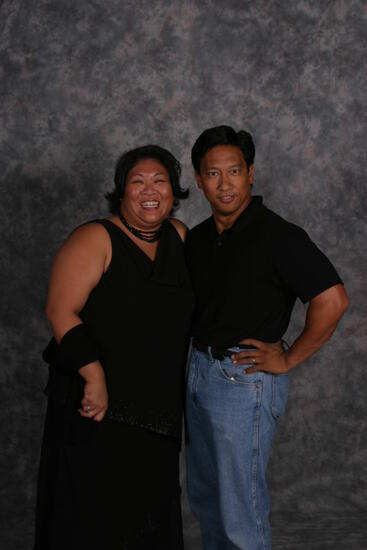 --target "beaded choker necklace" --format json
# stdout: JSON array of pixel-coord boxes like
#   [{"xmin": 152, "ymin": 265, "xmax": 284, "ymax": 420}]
[{"xmin": 118, "ymin": 212, "xmax": 163, "ymax": 242}]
